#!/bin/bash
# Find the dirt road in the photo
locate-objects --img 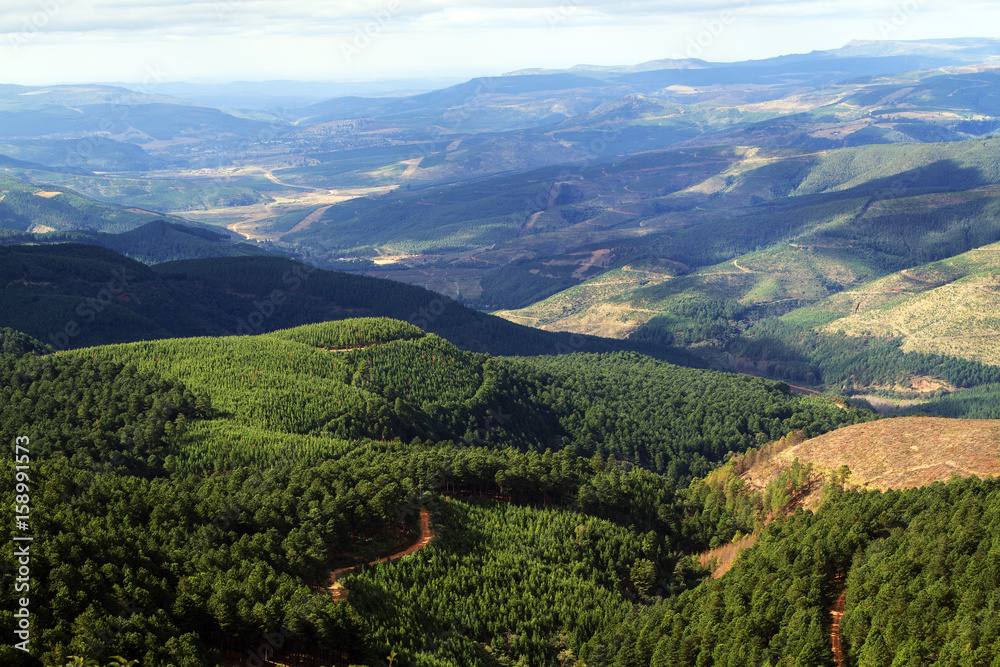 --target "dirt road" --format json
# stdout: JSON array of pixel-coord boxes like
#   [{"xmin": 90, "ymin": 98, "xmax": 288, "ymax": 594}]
[
  {"xmin": 830, "ymin": 580, "xmax": 847, "ymax": 666},
  {"xmin": 327, "ymin": 507, "xmax": 433, "ymax": 600}
]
